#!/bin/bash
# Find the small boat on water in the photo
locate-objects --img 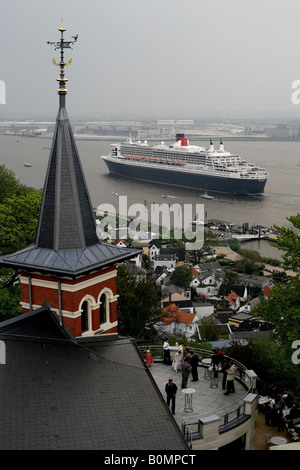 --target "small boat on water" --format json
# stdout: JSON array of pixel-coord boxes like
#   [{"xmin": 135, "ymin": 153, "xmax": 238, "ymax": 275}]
[
  {"xmin": 192, "ymin": 213, "xmax": 205, "ymax": 226},
  {"xmin": 24, "ymin": 162, "xmax": 33, "ymax": 167},
  {"xmin": 200, "ymin": 191, "xmax": 214, "ymax": 200}
]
